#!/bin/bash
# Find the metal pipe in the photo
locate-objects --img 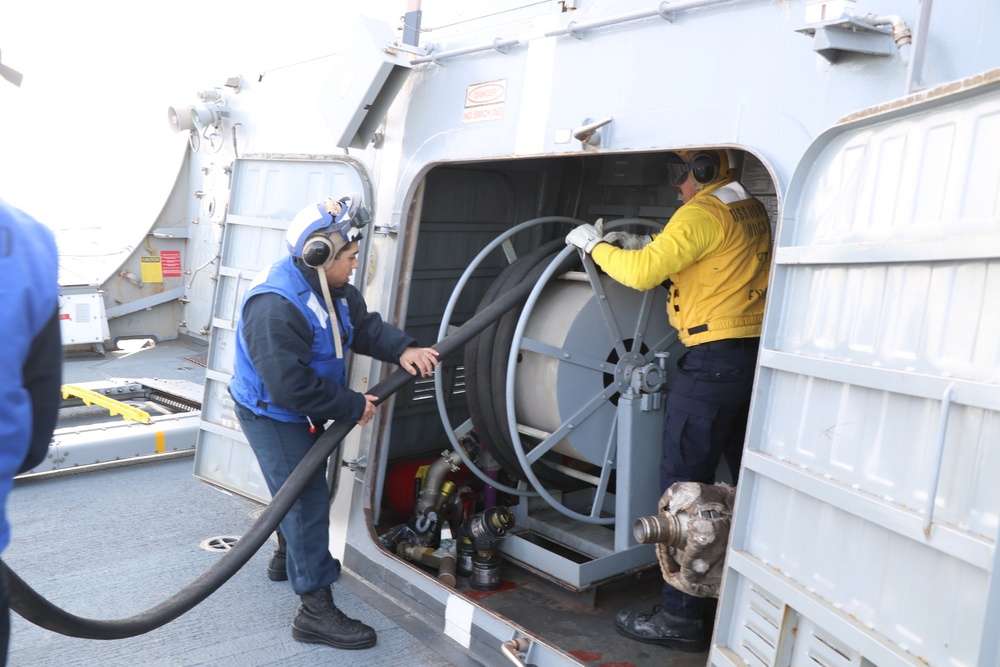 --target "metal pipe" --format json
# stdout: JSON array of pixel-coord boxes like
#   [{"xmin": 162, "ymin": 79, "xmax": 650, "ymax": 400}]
[
  {"xmin": 923, "ymin": 382, "xmax": 955, "ymax": 538},
  {"xmin": 417, "ymin": 38, "xmax": 522, "ymax": 65},
  {"xmin": 398, "ymin": 544, "xmax": 457, "ymax": 586},
  {"xmin": 865, "ymin": 14, "xmax": 912, "ymax": 47},
  {"xmin": 858, "ymin": 13, "xmax": 913, "ymax": 66},
  {"xmin": 904, "ymin": 0, "xmax": 934, "ymax": 94},
  {"xmin": 414, "ymin": 450, "xmax": 462, "ymax": 515},
  {"xmin": 633, "ymin": 512, "xmax": 686, "ymax": 549},
  {"xmin": 549, "ymin": 7, "xmax": 660, "ymax": 39},
  {"xmin": 501, "ymin": 636, "xmax": 533, "ymax": 666},
  {"xmin": 185, "ymin": 252, "xmax": 220, "ymax": 290},
  {"xmin": 436, "ymin": 542, "xmax": 457, "ymax": 587},
  {"xmin": 545, "ymin": 0, "xmax": 736, "ymax": 39},
  {"xmin": 412, "ymin": 0, "xmax": 745, "ymax": 65}
]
